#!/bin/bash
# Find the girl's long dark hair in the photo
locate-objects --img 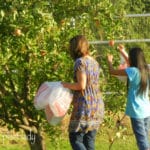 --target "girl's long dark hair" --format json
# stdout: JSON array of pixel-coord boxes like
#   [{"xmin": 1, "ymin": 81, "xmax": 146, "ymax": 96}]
[{"xmin": 128, "ymin": 47, "xmax": 149, "ymax": 94}]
